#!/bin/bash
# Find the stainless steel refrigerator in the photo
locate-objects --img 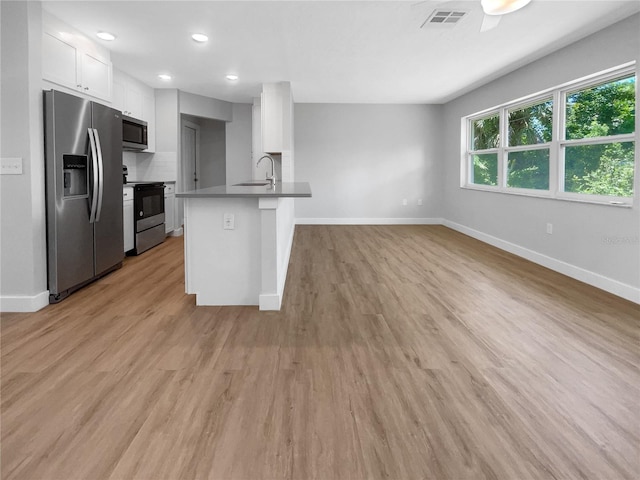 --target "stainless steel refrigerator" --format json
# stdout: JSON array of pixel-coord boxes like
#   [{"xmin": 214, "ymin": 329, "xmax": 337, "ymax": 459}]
[{"xmin": 44, "ymin": 89, "xmax": 124, "ymax": 303}]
